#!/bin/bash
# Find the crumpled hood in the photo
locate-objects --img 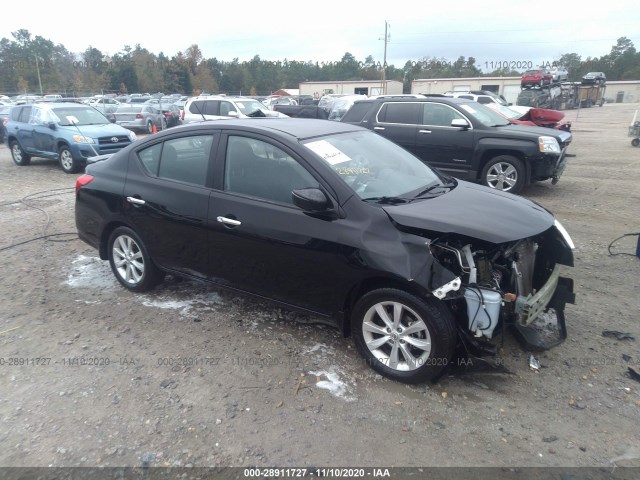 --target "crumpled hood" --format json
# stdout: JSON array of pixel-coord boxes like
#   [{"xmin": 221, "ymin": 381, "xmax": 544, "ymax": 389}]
[{"xmin": 382, "ymin": 181, "xmax": 555, "ymax": 244}]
